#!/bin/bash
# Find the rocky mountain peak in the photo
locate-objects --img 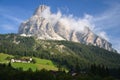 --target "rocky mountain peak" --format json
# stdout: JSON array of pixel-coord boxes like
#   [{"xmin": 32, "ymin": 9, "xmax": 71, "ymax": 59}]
[
  {"xmin": 33, "ymin": 5, "xmax": 49, "ymax": 16},
  {"xmin": 18, "ymin": 5, "xmax": 115, "ymax": 52}
]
